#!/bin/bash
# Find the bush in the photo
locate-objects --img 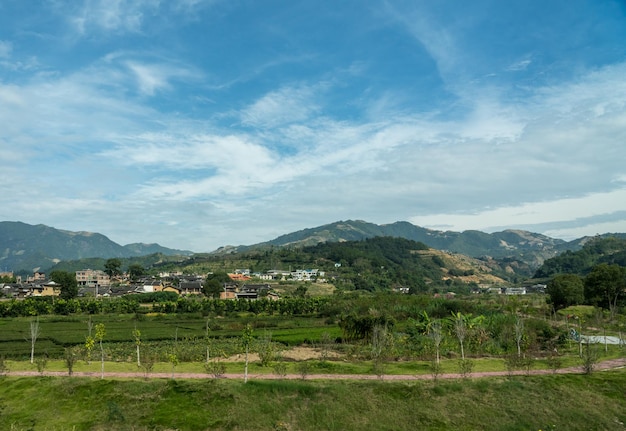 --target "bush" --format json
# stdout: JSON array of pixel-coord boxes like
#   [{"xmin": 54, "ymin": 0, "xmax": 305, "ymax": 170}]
[
  {"xmin": 273, "ymin": 361, "xmax": 288, "ymax": 379},
  {"xmin": 457, "ymin": 359, "xmax": 474, "ymax": 378},
  {"xmin": 296, "ymin": 362, "xmax": 311, "ymax": 380},
  {"xmin": 35, "ymin": 355, "xmax": 48, "ymax": 375},
  {"xmin": 204, "ymin": 359, "xmax": 226, "ymax": 378}
]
